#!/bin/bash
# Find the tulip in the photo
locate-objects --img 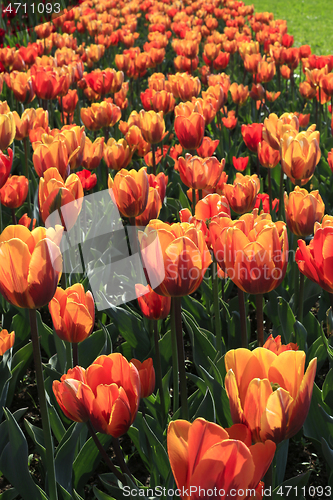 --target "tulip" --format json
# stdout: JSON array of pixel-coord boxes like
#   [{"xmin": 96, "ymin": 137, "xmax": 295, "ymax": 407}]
[
  {"xmin": 4, "ymin": 71, "xmax": 35, "ymax": 103},
  {"xmin": 254, "ymin": 193, "xmax": 279, "ymax": 214},
  {"xmin": 33, "ymin": 138, "xmax": 73, "ymax": 180},
  {"xmin": 229, "ymin": 83, "xmax": 249, "ymax": 106},
  {"xmin": 130, "ymin": 358, "xmax": 155, "ymax": 398},
  {"xmin": 82, "ymin": 137, "xmax": 104, "ymax": 170},
  {"xmin": 280, "ymin": 127, "xmax": 321, "ymax": 184},
  {"xmin": 139, "ymin": 110, "xmax": 165, "ymax": 144},
  {"xmin": 257, "ymin": 141, "xmax": 280, "ymax": 169},
  {"xmin": 147, "ymin": 171, "xmax": 168, "ymax": 202},
  {"xmin": 167, "ymin": 417, "xmax": 276, "ymax": 500},
  {"xmin": 0, "ymin": 225, "xmax": 63, "ymax": 309},
  {"xmin": 174, "ymin": 111, "xmax": 205, "ymax": 151},
  {"xmin": 223, "ymin": 173, "xmax": 260, "ymax": 215},
  {"xmin": 225, "ymin": 347, "xmax": 317, "ymax": 443},
  {"xmin": 18, "ymin": 213, "xmax": 36, "ymax": 229},
  {"xmin": 76, "ymin": 170, "xmax": 97, "ymax": 192},
  {"xmin": 232, "ymin": 156, "xmax": 249, "ymax": 172},
  {"xmin": 263, "ymin": 334, "xmax": 298, "ymax": 355},
  {"xmin": 196, "ymin": 137, "xmax": 219, "ymax": 157},
  {"xmin": 328, "ymin": 149, "xmax": 333, "ymax": 173},
  {"xmin": 104, "ymin": 138, "xmax": 133, "ymax": 171},
  {"xmin": 38, "ymin": 168, "xmax": 84, "ymax": 230},
  {"xmin": 296, "ymin": 216, "xmax": 333, "ymax": 293},
  {"xmin": 135, "ymin": 283, "xmax": 171, "ymax": 320},
  {"xmin": 0, "ymin": 112, "xmax": 16, "ymax": 151},
  {"xmin": 178, "ymin": 154, "xmax": 225, "ymax": 190},
  {"xmin": 12, "ymin": 108, "xmax": 36, "ymax": 141},
  {"xmin": 140, "ymin": 220, "xmax": 212, "ymax": 297},
  {"xmin": 53, "ymin": 353, "xmax": 140, "ymax": 437},
  {"xmin": 0, "ymin": 148, "xmax": 13, "ymax": 189},
  {"xmin": 0, "ymin": 329, "xmax": 15, "ymax": 356},
  {"xmin": 241, "ymin": 123, "xmax": 263, "ymax": 153},
  {"xmin": 49, "ymin": 284, "xmax": 95, "ymax": 343},
  {"xmin": 108, "ymin": 167, "xmax": 149, "ymax": 218},
  {"xmin": 0, "ymin": 175, "xmax": 29, "ymax": 209},
  {"xmin": 214, "ymin": 213, "xmax": 288, "ymax": 294},
  {"xmin": 262, "ymin": 112, "xmax": 299, "ymax": 151},
  {"xmin": 59, "ymin": 89, "xmax": 79, "ymax": 116},
  {"xmin": 135, "ymin": 187, "xmax": 162, "ymax": 226},
  {"xmin": 284, "ymin": 186, "xmax": 325, "ymax": 237},
  {"xmin": 81, "ymin": 101, "xmax": 121, "ymax": 130}
]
